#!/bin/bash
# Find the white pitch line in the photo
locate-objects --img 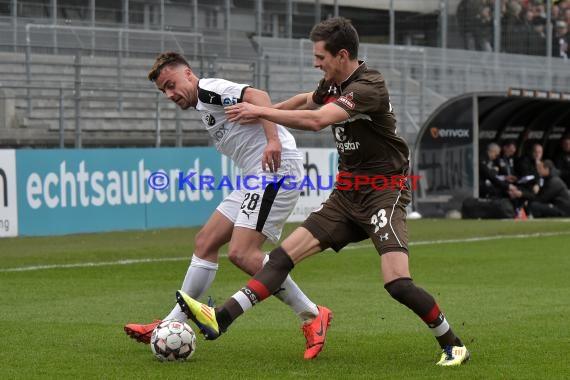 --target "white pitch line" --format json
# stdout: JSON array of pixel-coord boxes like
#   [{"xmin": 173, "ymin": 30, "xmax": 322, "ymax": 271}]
[
  {"xmin": 2, "ymin": 230, "xmax": 569, "ymax": 273},
  {"xmin": 344, "ymin": 230, "xmax": 570, "ymax": 249},
  {"xmin": 0, "ymin": 257, "xmax": 188, "ymax": 273},
  {"xmin": 409, "ymin": 230, "xmax": 570, "ymax": 246}
]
